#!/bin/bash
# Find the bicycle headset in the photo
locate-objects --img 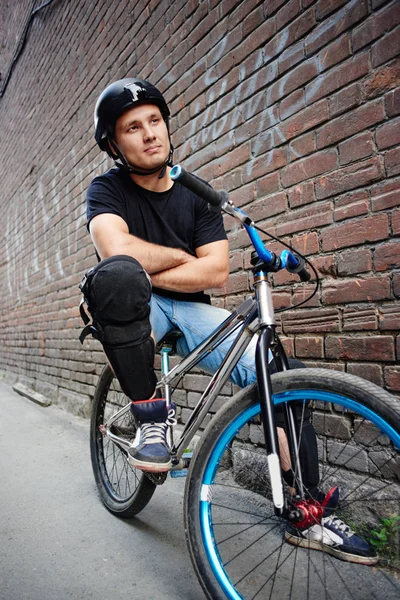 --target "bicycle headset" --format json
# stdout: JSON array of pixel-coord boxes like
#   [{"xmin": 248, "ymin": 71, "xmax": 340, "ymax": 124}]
[{"xmin": 94, "ymin": 77, "xmax": 174, "ymax": 178}]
